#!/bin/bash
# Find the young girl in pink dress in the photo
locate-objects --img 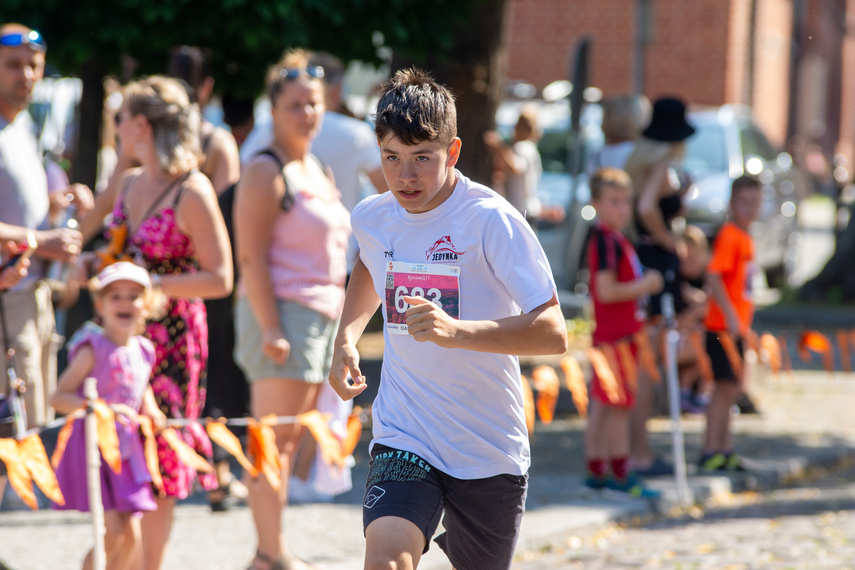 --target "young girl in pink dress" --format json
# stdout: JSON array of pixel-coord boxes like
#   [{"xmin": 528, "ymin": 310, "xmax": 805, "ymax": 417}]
[{"xmin": 52, "ymin": 262, "xmax": 167, "ymax": 570}]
